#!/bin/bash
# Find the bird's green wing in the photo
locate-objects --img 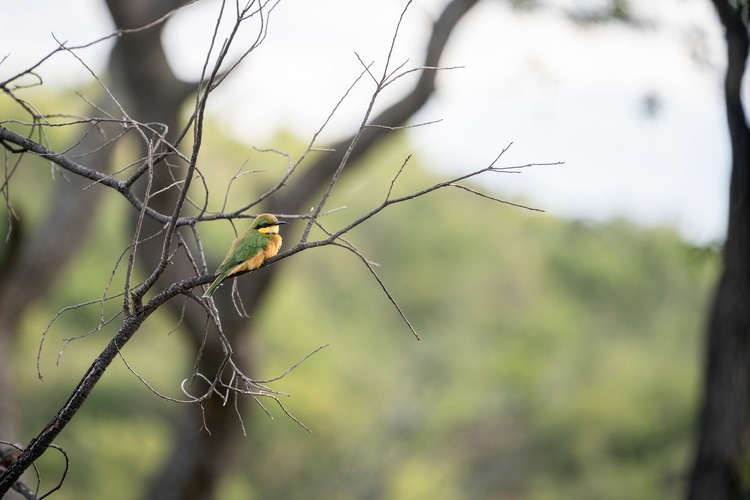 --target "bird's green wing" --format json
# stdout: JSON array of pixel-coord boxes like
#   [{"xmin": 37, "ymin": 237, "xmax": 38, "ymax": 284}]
[{"xmin": 215, "ymin": 229, "xmax": 269, "ymax": 274}]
